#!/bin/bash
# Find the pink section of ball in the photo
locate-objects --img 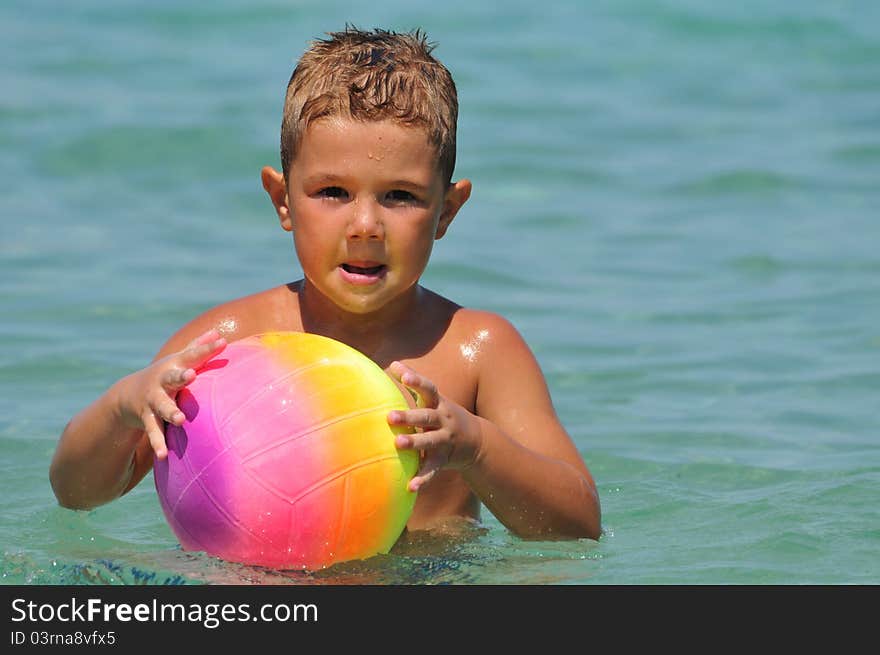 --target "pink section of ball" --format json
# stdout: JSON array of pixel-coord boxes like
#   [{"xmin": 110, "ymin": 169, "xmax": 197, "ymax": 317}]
[{"xmin": 157, "ymin": 344, "xmax": 323, "ymax": 564}]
